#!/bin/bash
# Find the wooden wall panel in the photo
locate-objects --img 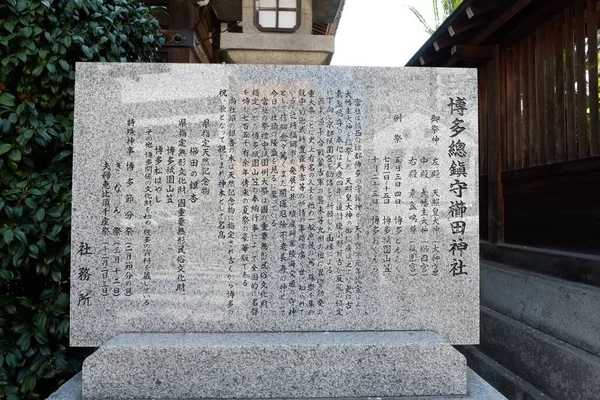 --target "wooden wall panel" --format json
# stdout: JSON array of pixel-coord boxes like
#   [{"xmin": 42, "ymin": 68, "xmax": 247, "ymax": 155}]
[
  {"xmin": 520, "ymin": 37, "xmax": 530, "ymax": 167},
  {"xmin": 480, "ymin": 1, "xmax": 600, "ymax": 249},
  {"xmin": 555, "ymin": 12, "xmax": 566, "ymax": 162},
  {"xmin": 575, "ymin": 0, "xmax": 588, "ymax": 158},
  {"xmin": 565, "ymin": 5, "xmax": 577, "ymax": 160},
  {"xmin": 545, "ymin": 21, "xmax": 556, "ymax": 163},
  {"xmin": 588, "ymin": 0, "xmax": 599, "ymax": 156}
]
